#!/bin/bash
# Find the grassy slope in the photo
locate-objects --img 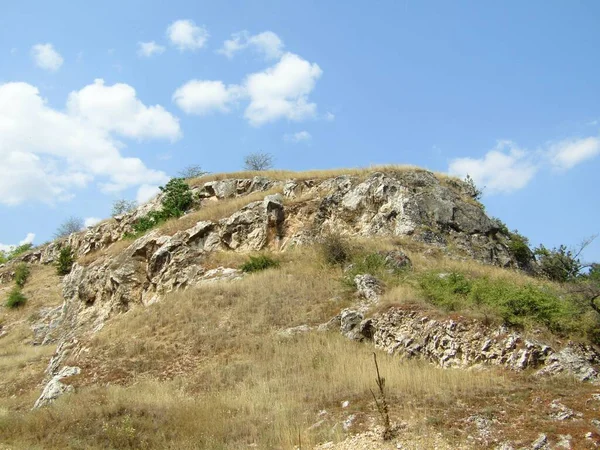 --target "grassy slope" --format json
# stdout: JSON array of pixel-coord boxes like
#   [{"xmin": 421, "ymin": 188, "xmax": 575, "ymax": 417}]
[{"xmin": 1, "ymin": 243, "xmax": 599, "ymax": 449}]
